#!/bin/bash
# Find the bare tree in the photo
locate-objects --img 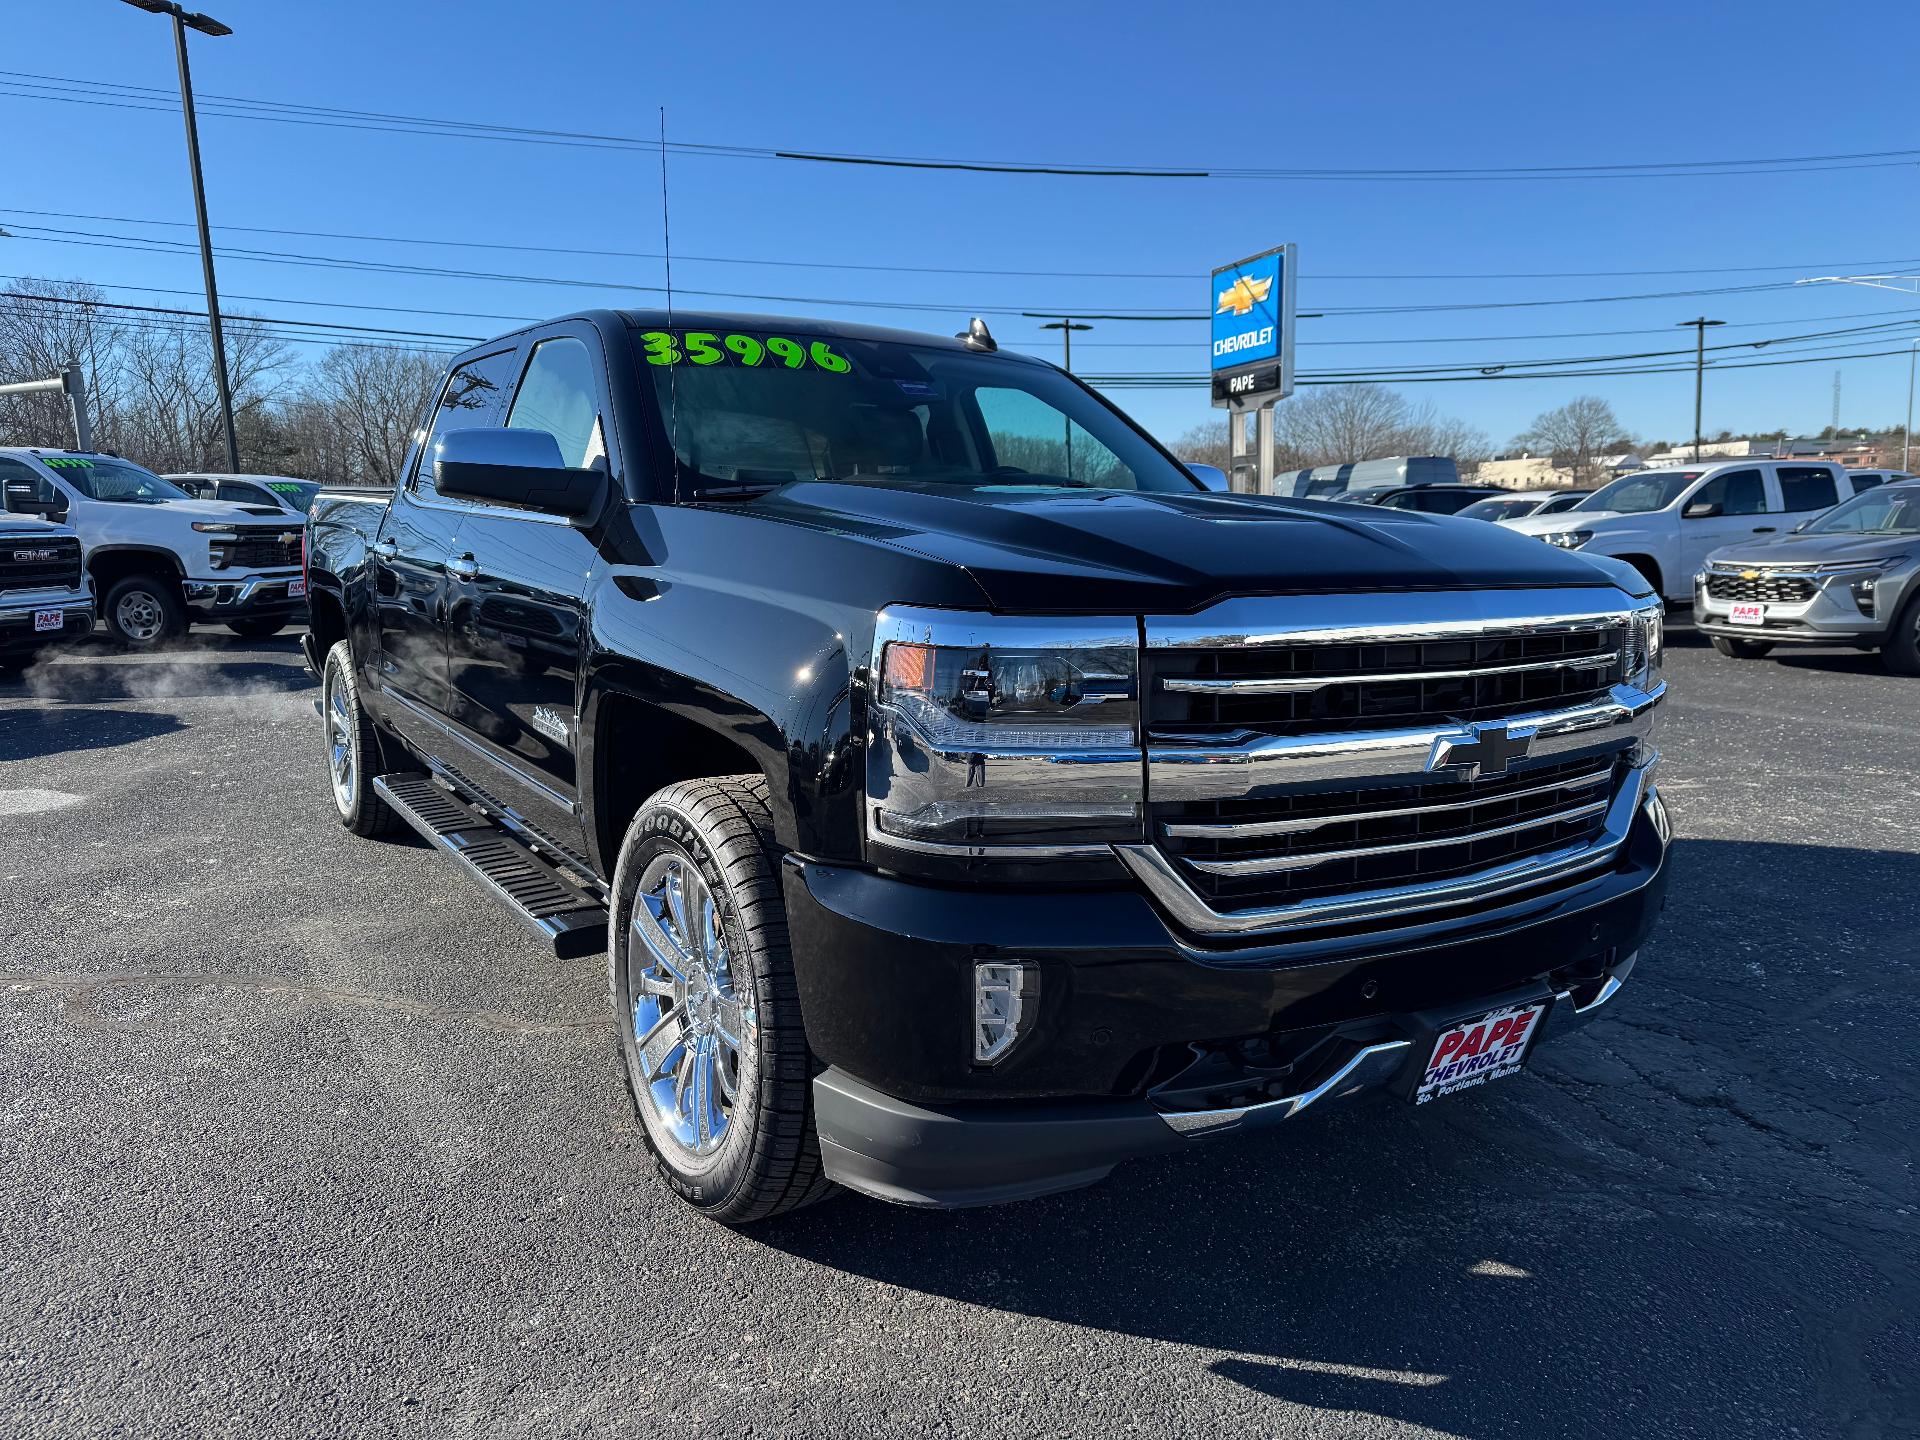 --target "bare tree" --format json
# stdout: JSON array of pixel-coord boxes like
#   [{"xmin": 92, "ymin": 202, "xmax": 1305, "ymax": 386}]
[
  {"xmin": 1176, "ymin": 383, "xmax": 1489, "ymax": 476},
  {"xmin": 118, "ymin": 315, "xmax": 295, "ymax": 472},
  {"xmin": 0, "ymin": 279, "xmax": 134, "ymax": 450},
  {"xmin": 305, "ymin": 344, "xmax": 443, "ymax": 486},
  {"xmin": 1511, "ymin": 396, "xmax": 1636, "ymax": 487}
]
